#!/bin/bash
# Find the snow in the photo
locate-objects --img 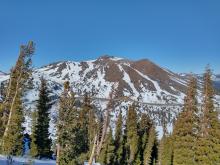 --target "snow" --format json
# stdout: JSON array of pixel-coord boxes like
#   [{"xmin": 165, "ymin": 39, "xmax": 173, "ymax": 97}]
[
  {"xmin": 118, "ymin": 64, "xmax": 139, "ymax": 98},
  {"xmin": 0, "ymin": 155, "xmax": 55, "ymax": 165},
  {"xmin": 0, "ymin": 74, "xmax": 9, "ymax": 83},
  {"xmin": 0, "ymin": 57, "xmax": 219, "ymax": 142}
]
